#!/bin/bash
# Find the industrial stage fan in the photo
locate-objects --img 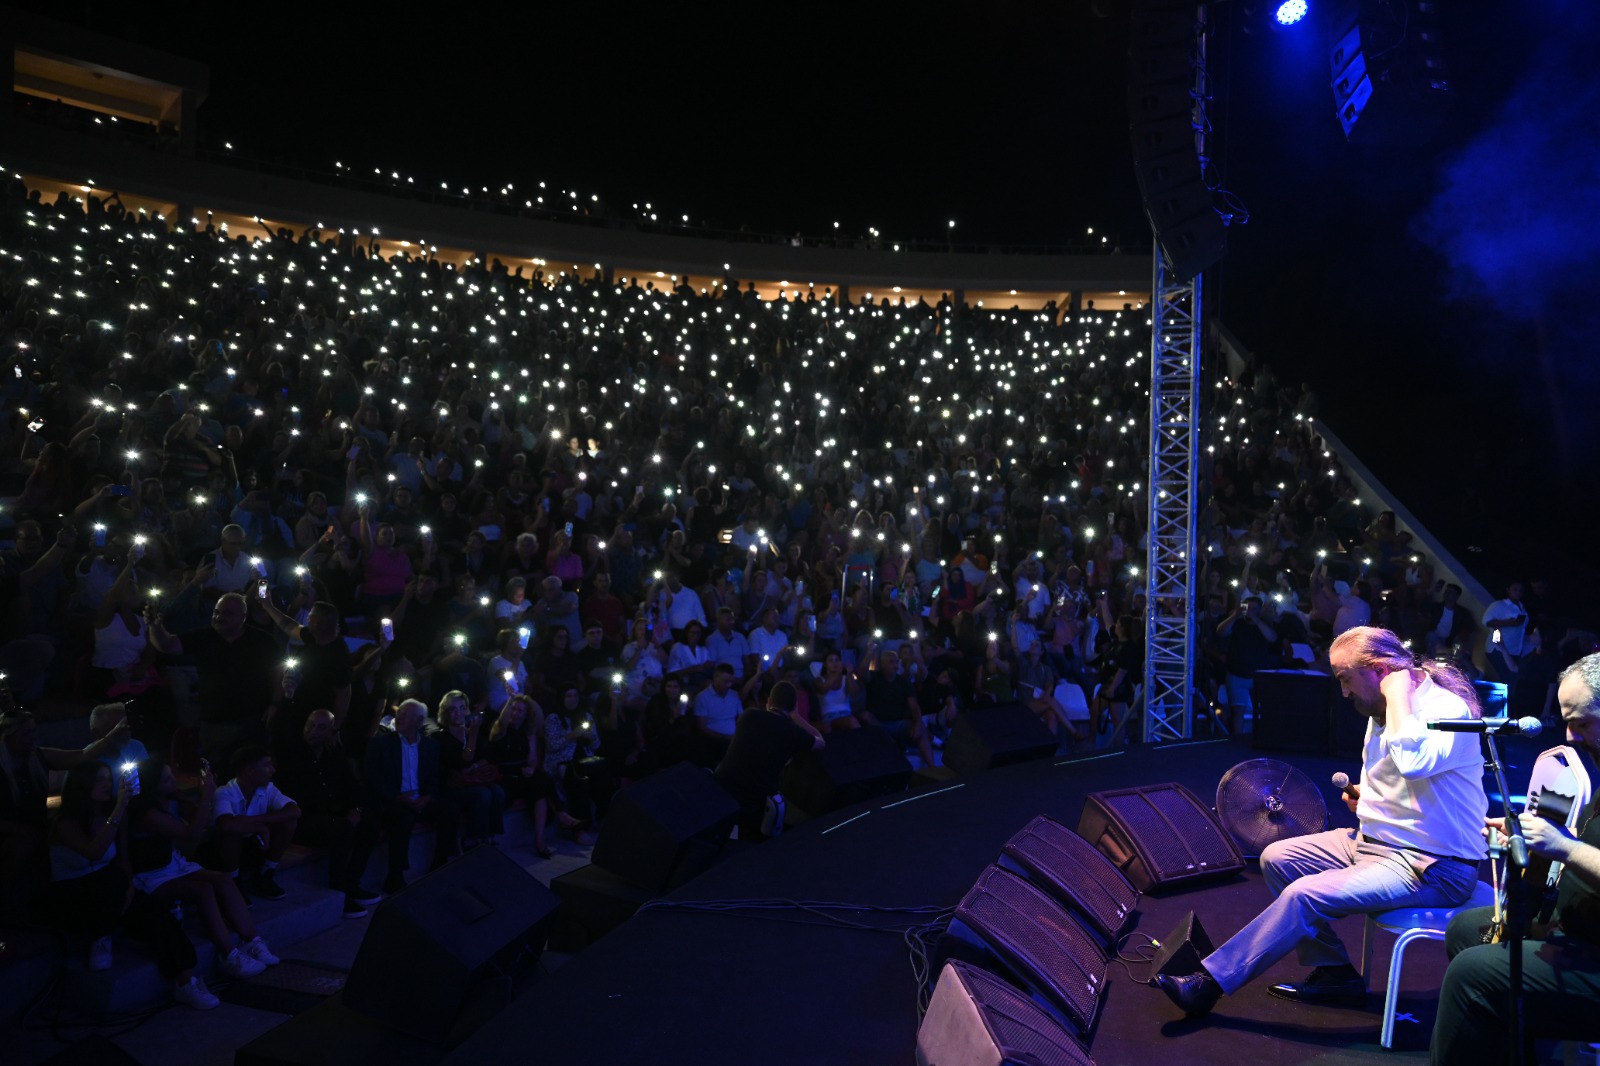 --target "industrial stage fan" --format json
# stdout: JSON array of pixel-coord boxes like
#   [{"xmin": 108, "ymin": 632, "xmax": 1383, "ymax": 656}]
[{"xmin": 1215, "ymin": 758, "xmax": 1328, "ymax": 859}]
